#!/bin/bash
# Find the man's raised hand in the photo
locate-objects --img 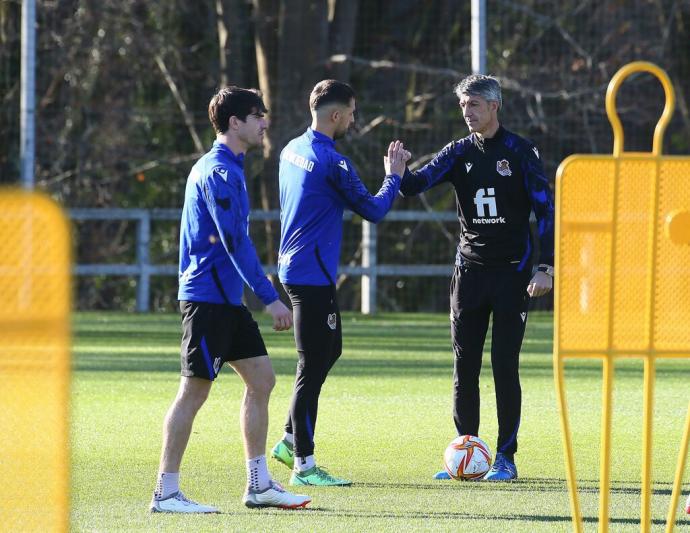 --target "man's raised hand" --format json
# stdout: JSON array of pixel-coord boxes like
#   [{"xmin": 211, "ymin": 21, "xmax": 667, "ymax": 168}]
[{"xmin": 384, "ymin": 140, "xmax": 409, "ymax": 177}]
